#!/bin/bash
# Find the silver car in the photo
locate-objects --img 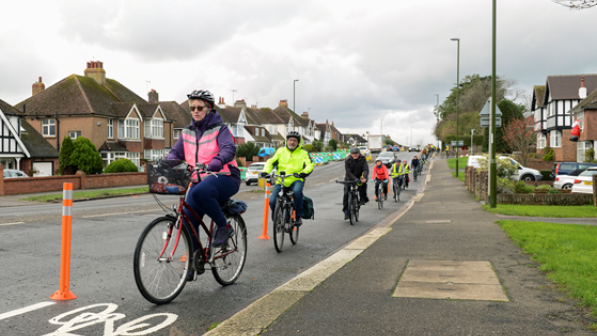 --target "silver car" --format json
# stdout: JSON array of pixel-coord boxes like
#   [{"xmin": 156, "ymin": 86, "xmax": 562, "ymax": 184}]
[
  {"xmin": 3, "ymin": 169, "xmax": 29, "ymax": 178},
  {"xmin": 245, "ymin": 163, "xmax": 266, "ymax": 186},
  {"xmin": 553, "ymin": 169, "xmax": 585, "ymax": 190},
  {"xmin": 376, "ymin": 152, "xmax": 396, "ymax": 168}
]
